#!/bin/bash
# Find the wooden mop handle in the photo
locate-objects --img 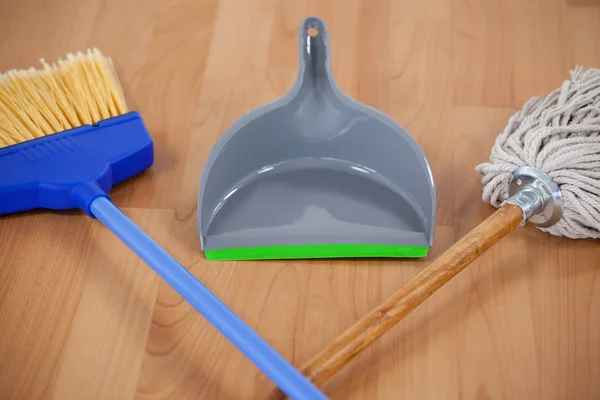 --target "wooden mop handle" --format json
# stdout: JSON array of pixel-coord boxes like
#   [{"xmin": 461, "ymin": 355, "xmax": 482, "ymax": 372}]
[{"xmin": 292, "ymin": 203, "xmax": 524, "ymax": 390}]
